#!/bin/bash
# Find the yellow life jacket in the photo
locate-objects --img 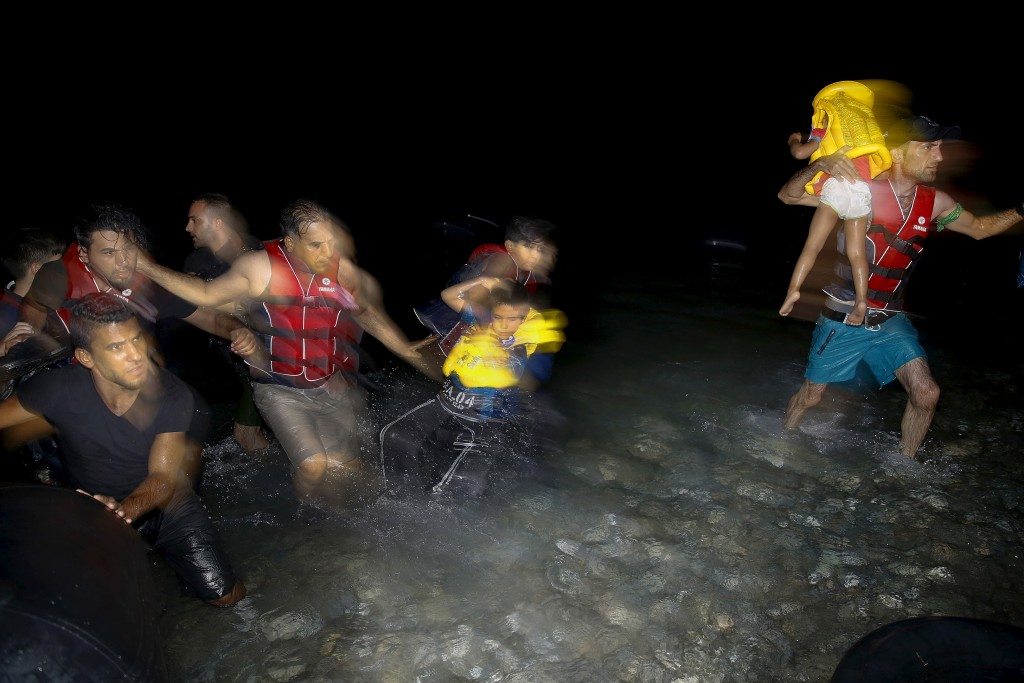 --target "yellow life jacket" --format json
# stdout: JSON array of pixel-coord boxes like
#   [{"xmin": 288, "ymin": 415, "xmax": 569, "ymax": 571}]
[
  {"xmin": 442, "ymin": 308, "xmax": 567, "ymax": 389},
  {"xmin": 805, "ymin": 80, "xmax": 892, "ymax": 194}
]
